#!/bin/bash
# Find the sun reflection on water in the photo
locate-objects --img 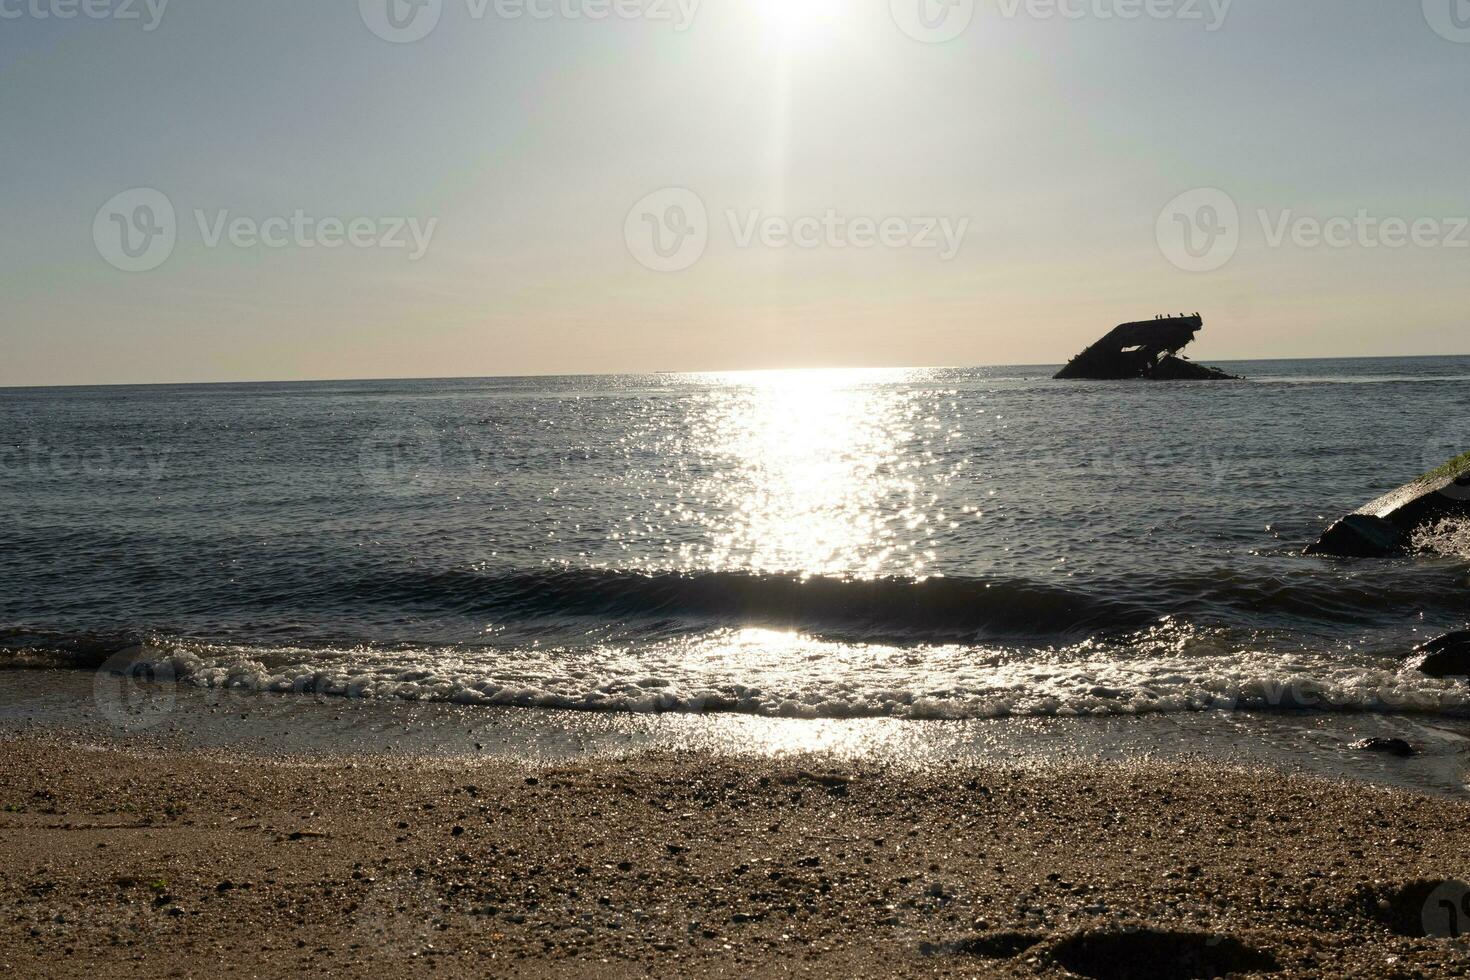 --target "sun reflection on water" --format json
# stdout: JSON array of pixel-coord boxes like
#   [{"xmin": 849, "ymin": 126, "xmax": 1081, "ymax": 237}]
[{"xmin": 682, "ymin": 368, "xmax": 938, "ymax": 579}]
